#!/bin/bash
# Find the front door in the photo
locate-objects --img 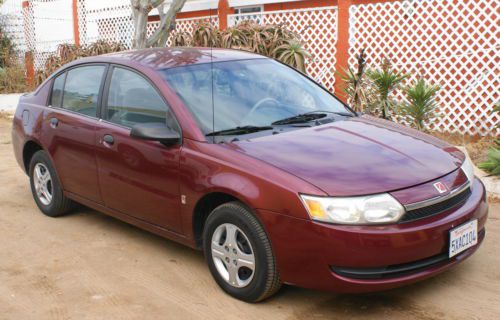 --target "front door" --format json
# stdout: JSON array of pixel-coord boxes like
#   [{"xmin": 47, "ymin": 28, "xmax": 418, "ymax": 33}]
[
  {"xmin": 41, "ymin": 65, "xmax": 107, "ymax": 204},
  {"xmin": 94, "ymin": 66, "xmax": 183, "ymax": 233}
]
